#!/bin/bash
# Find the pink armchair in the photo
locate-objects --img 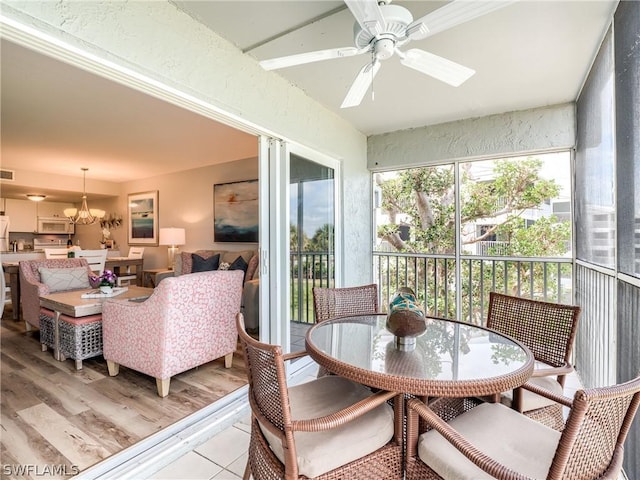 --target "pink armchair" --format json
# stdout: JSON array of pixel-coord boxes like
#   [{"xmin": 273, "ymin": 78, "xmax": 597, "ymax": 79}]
[
  {"xmin": 101, "ymin": 270, "xmax": 244, "ymax": 397},
  {"xmin": 19, "ymin": 258, "xmax": 94, "ymax": 331}
]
